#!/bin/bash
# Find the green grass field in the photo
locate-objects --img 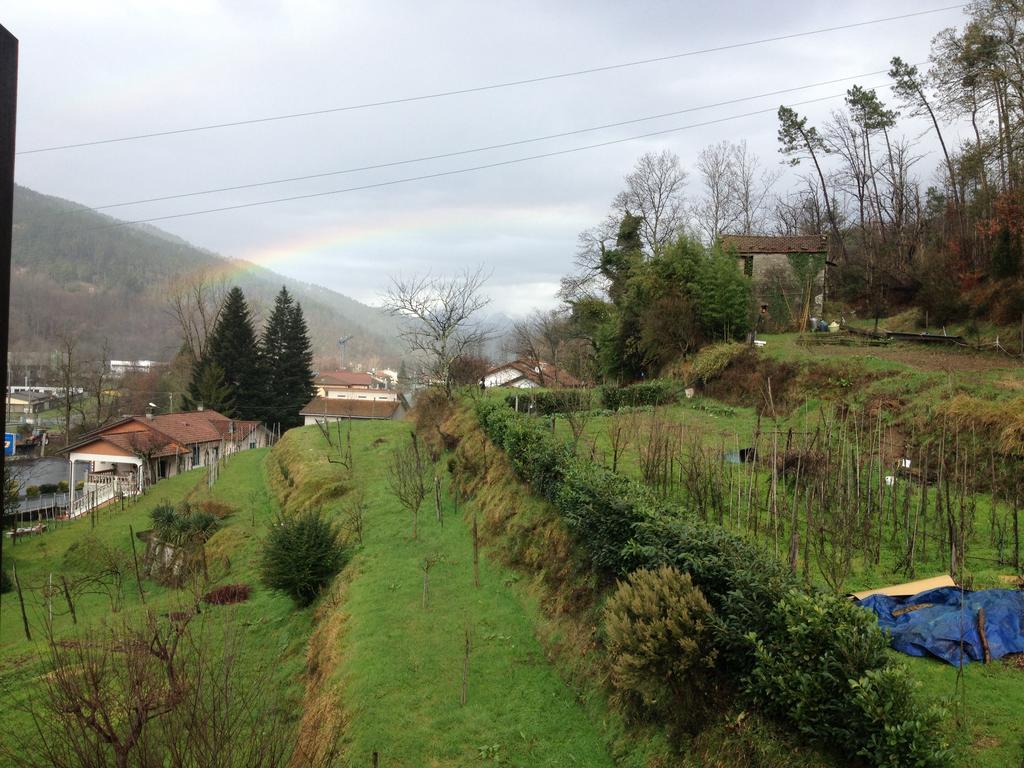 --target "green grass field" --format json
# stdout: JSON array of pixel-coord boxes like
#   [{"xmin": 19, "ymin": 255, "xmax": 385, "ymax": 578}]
[
  {"xmin": 0, "ymin": 449, "xmax": 310, "ymax": 759},
  {"xmin": 277, "ymin": 423, "xmax": 619, "ymax": 767}
]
